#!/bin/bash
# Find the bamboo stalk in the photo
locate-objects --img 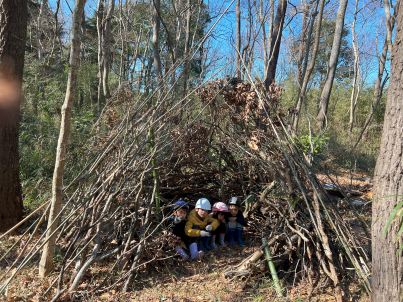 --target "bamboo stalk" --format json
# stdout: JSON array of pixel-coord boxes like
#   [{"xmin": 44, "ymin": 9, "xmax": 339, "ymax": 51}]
[{"xmin": 262, "ymin": 237, "xmax": 282, "ymax": 296}]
